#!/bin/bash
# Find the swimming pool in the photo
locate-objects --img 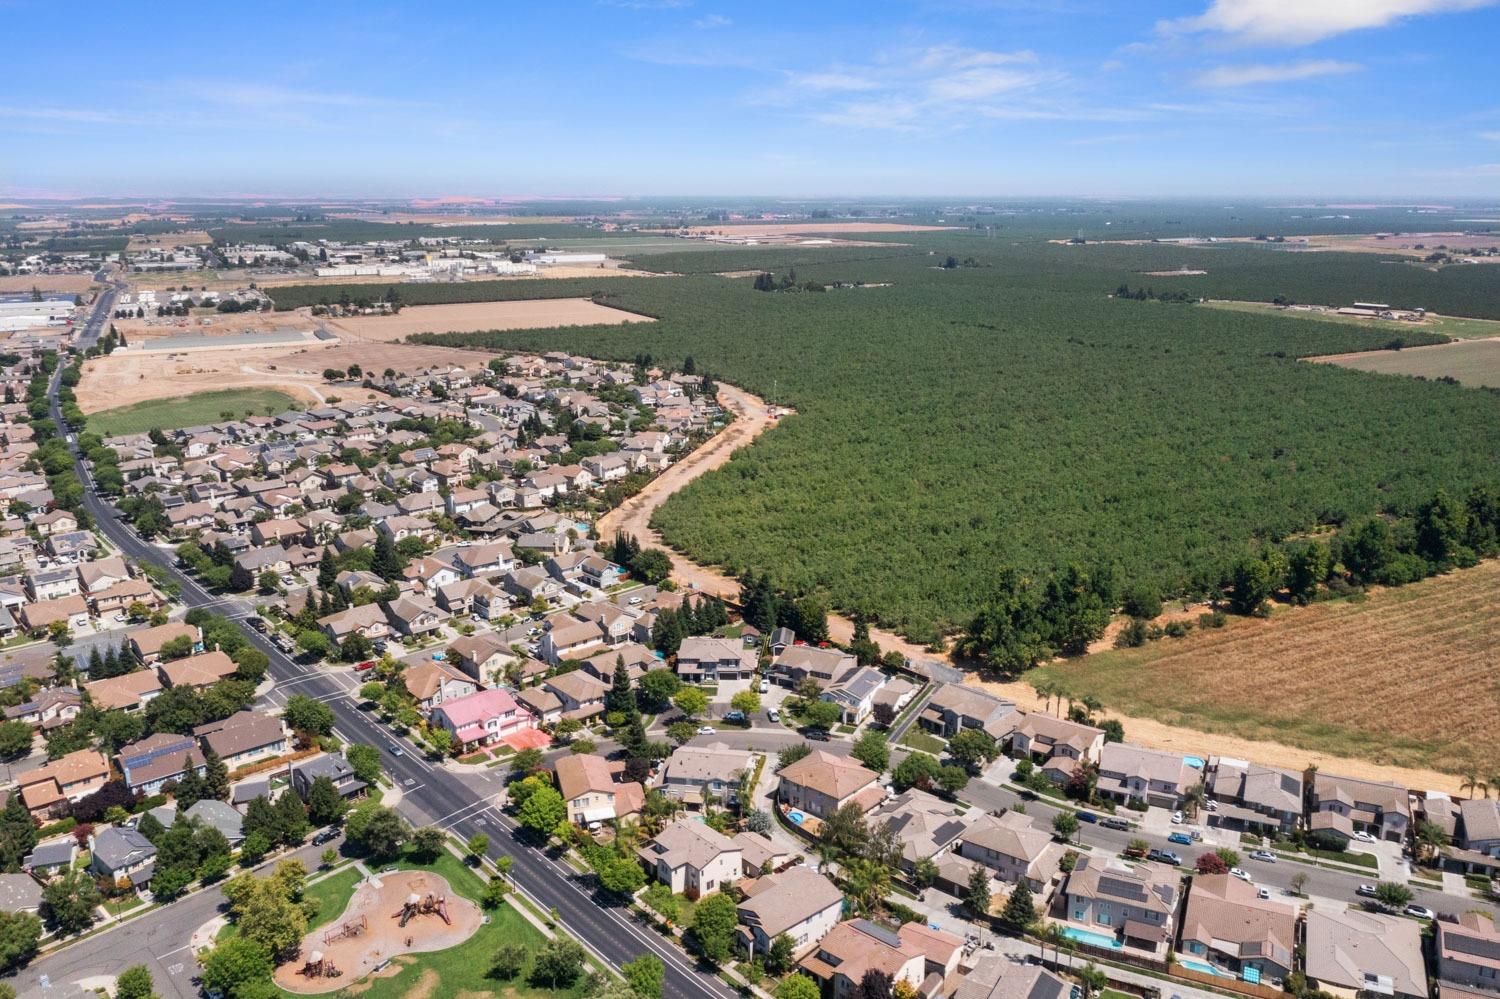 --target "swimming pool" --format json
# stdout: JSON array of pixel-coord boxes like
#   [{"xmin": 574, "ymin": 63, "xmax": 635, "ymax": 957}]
[
  {"xmin": 1061, "ymin": 927, "xmax": 1122, "ymax": 950},
  {"xmin": 788, "ymin": 810, "xmax": 807, "ymax": 825},
  {"xmin": 1179, "ymin": 959, "xmax": 1235, "ymax": 978}
]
